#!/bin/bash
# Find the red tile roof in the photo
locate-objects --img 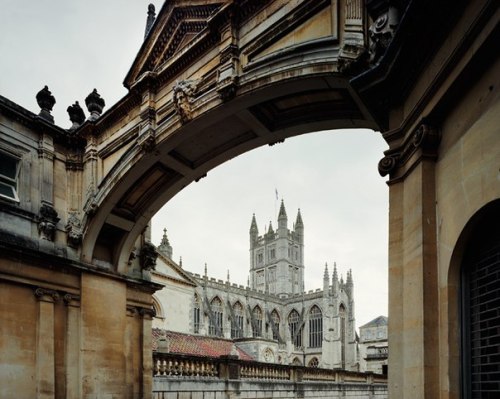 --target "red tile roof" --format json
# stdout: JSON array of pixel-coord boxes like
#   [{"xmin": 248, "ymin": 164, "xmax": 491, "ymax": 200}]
[{"xmin": 152, "ymin": 329, "xmax": 254, "ymax": 361}]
